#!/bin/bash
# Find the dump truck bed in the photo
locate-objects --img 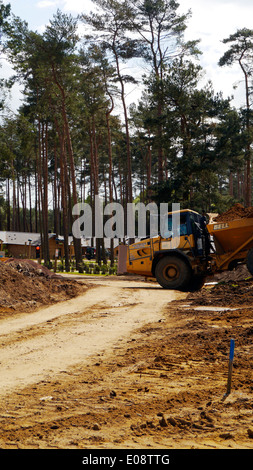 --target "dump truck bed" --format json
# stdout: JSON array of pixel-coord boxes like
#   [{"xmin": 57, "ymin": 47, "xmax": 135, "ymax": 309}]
[{"xmin": 207, "ymin": 217, "xmax": 253, "ymax": 254}]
